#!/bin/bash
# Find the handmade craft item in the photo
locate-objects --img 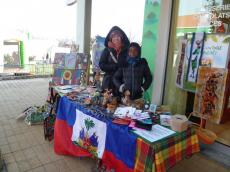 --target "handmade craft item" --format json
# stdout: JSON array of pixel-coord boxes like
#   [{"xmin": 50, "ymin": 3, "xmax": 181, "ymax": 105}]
[
  {"xmin": 80, "ymin": 71, "xmax": 87, "ymax": 87},
  {"xmin": 133, "ymin": 98, "xmax": 145, "ymax": 110},
  {"xmin": 93, "ymin": 71, "xmax": 101, "ymax": 90},
  {"xmin": 107, "ymin": 97, "xmax": 118, "ymax": 113},
  {"xmin": 101, "ymin": 89, "xmax": 113, "ymax": 108},
  {"xmin": 64, "ymin": 53, "xmax": 77, "ymax": 69},
  {"xmin": 122, "ymin": 90, "xmax": 131, "ymax": 106},
  {"xmin": 186, "ymin": 32, "xmax": 205, "ymax": 83},
  {"xmin": 53, "ymin": 53, "xmax": 66, "ymax": 68},
  {"xmin": 193, "ymin": 67, "xmax": 228, "ymax": 124},
  {"xmin": 76, "ymin": 53, "xmax": 89, "ymax": 69},
  {"xmin": 176, "ymin": 38, "xmax": 187, "ymax": 88}
]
